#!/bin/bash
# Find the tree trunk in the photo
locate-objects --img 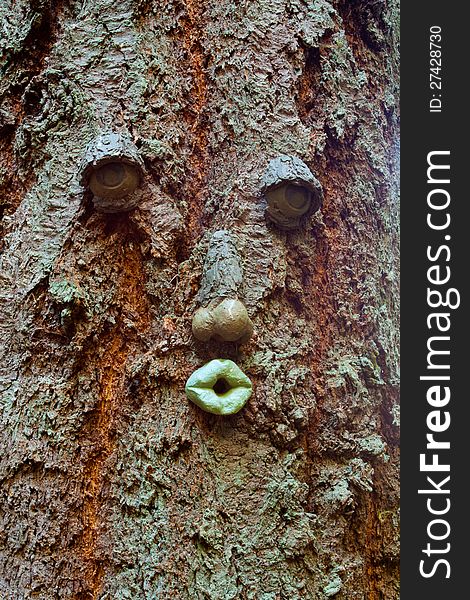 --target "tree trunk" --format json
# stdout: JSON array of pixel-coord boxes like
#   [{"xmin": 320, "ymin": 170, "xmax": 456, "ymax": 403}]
[{"xmin": 0, "ymin": 1, "xmax": 399, "ymax": 598}]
